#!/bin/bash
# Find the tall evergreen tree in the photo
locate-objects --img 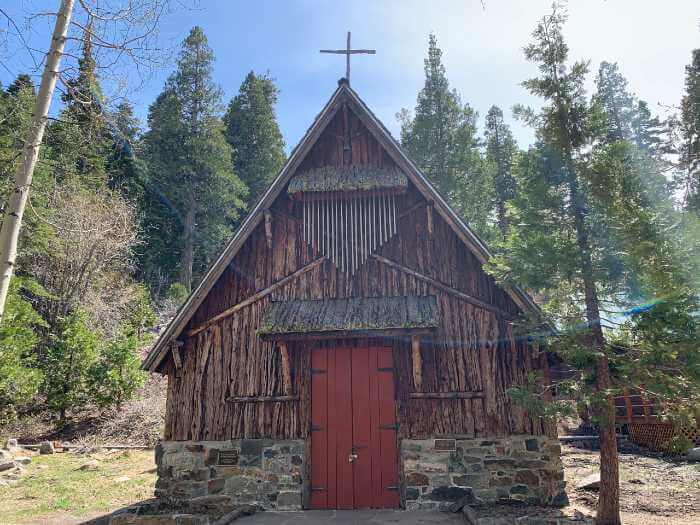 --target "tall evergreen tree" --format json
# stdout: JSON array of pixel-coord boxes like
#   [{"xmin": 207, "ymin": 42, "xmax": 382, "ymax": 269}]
[
  {"xmin": 506, "ymin": 6, "xmax": 621, "ymax": 522},
  {"xmin": 143, "ymin": 27, "xmax": 247, "ymax": 292},
  {"xmin": 399, "ymin": 34, "xmax": 482, "ymax": 206},
  {"xmin": 484, "ymin": 106, "xmax": 517, "ymax": 238},
  {"xmin": 680, "ymin": 49, "xmax": 700, "ymax": 212},
  {"xmin": 106, "ymin": 100, "xmax": 143, "ymax": 199},
  {"xmin": 47, "ymin": 26, "xmax": 110, "ymax": 188},
  {"xmin": 592, "ymin": 62, "xmax": 634, "ymax": 143},
  {"xmin": 224, "ymin": 72, "xmax": 286, "ymax": 207},
  {"xmin": 497, "ymin": 7, "xmax": 700, "ymax": 524}
]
